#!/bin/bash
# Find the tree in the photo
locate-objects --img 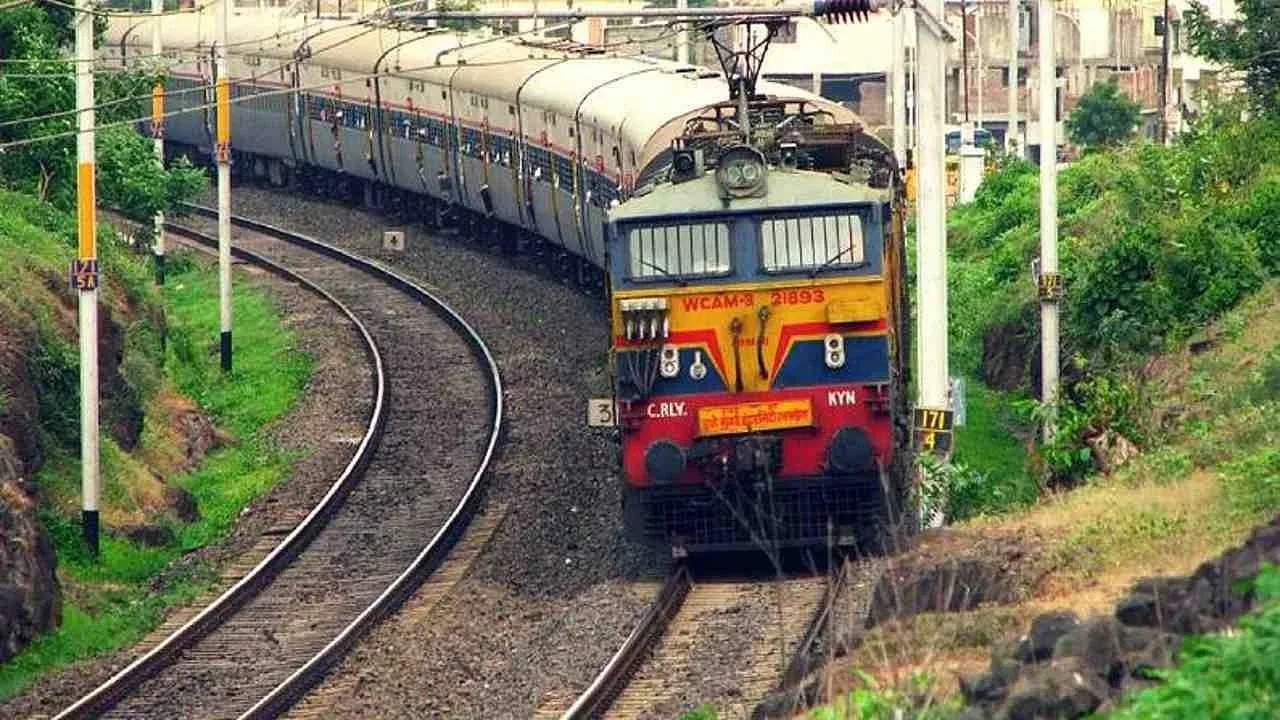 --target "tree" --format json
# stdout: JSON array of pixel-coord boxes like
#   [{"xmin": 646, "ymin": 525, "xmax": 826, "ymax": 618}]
[
  {"xmin": 0, "ymin": 6, "xmax": 204, "ymax": 210},
  {"xmin": 1186, "ymin": 0, "xmax": 1280, "ymax": 114},
  {"xmin": 1065, "ymin": 78, "xmax": 1141, "ymax": 149}
]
